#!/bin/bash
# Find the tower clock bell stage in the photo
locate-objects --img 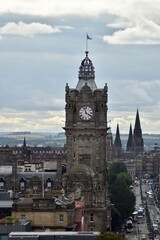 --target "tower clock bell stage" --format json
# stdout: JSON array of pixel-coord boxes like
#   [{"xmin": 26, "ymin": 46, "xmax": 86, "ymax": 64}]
[{"xmin": 64, "ymin": 51, "xmax": 111, "ymax": 232}]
